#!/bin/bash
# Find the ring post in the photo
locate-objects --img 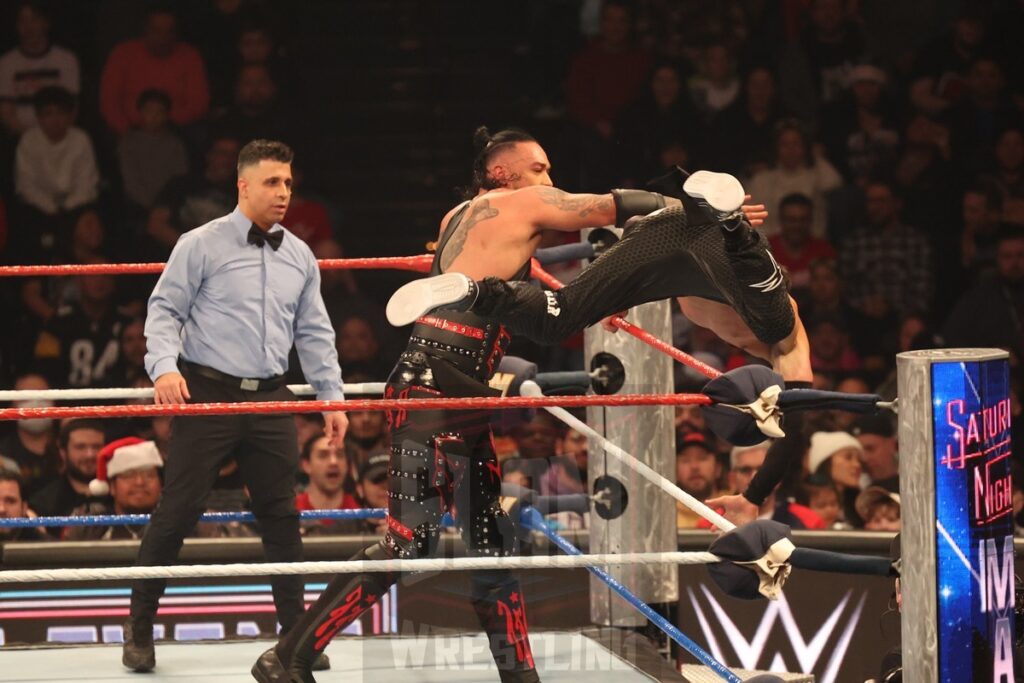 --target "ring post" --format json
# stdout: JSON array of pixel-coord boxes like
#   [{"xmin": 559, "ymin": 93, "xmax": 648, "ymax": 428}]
[
  {"xmin": 897, "ymin": 348, "xmax": 1015, "ymax": 683},
  {"xmin": 581, "ymin": 228, "xmax": 677, "ymax": 627}
]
